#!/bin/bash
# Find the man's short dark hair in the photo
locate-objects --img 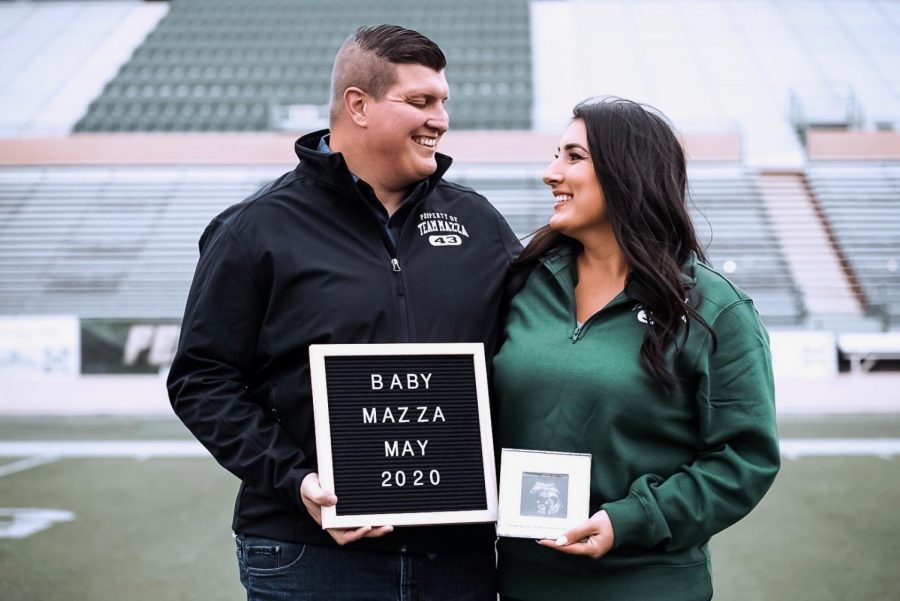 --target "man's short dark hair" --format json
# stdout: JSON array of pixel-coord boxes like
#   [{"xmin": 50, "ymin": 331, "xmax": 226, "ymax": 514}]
[
  {"xmin": 330, "ymin": 24, "xmax": 446, "ymax": 123},
  {"xmin": 353, "ymin": 24, "xmax": 446, "ymax": 72}
]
